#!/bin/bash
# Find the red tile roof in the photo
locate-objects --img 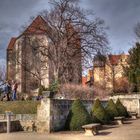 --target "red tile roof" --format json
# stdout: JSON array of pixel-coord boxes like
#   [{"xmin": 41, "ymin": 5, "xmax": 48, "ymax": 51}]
[
  {"xmin": 108, "ymin": 55, "xmax": 121, "ymax": 65},
  {"xmin": 7, "ymin": 37, "xmax": 16, "ymax": 50},
  {"xmin": 23, "ymin": 15, "xmax": 48, "ymax": 34}
]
